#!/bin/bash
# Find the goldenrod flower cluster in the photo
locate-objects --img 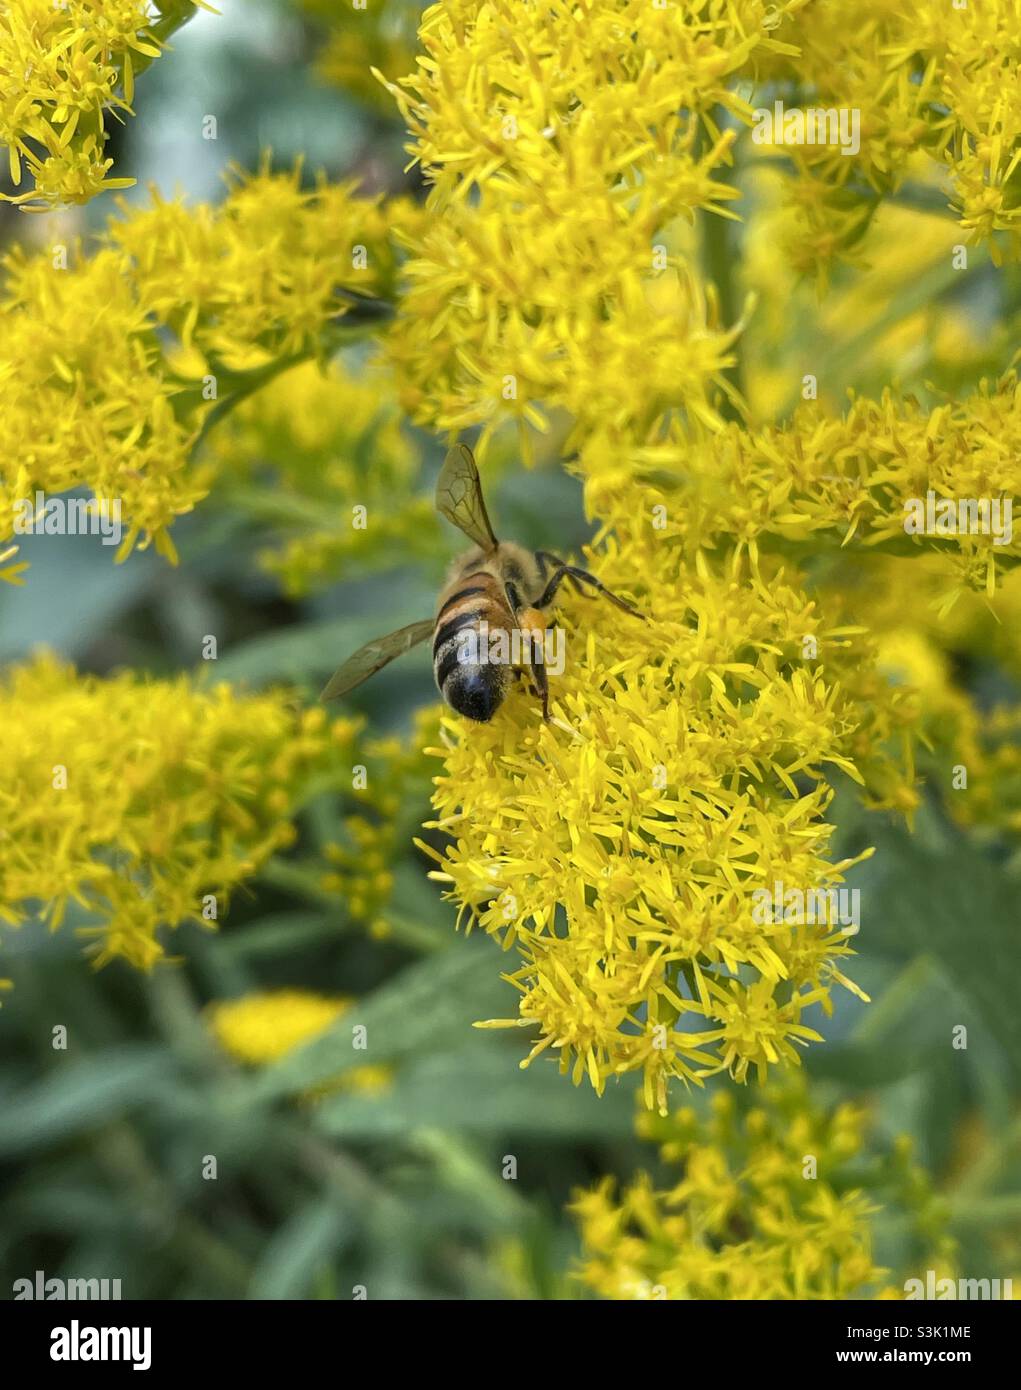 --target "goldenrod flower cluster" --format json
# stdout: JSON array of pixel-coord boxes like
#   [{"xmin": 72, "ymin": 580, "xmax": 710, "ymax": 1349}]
[
  {"xmin": 0, "ymin": 0, "xmax": 202, "ymax": 211},
  {"xmin": 572, "ymin": 1078, "xmax": 951, "ymax": 1300},
  {"xmin": 833, "ymin": 557, "xmax": 1021, "ymax": 840},
  {"xmin": 0, "ymin": 655, "xmax": 356, "ymax": 971},
  {"xmin": 109, "ymin": 169, "xmax": 403, "ymax": 368},
  {"xmin": 381, "ymin": 0, "xmax": 1021, "ymax": 445},
  {"xmin": 379, "ymin": 0, "xmax": 805, "ymax": 451},
  {"xmin": 763, "ymin": 0, "xmax": 1021, "ymax": 274},
  {"xmin": 419, "ymin": 481, "xmax": 921, "ymax": 1107},
  {"xmin": 583, "ymin": 373, "xmax": 1021, "ymax": 610},
  {"xmin": 209, "ymin": 359, "xmax": 434, "ymax": 596},
  {"xmin": 207, "ymin": 989, "xmax": 391, "ymax": 1094},
  {"xmin": 422, "ymin": 389, "xmax": 1017, "ymax": 1097},
  {"xmin": 0, "ymin": 169, "xmax": 401, "ymax": 568},
  {"xmin": 0, "ymin": 243, "xmax": 207, "ymax": 566}
]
